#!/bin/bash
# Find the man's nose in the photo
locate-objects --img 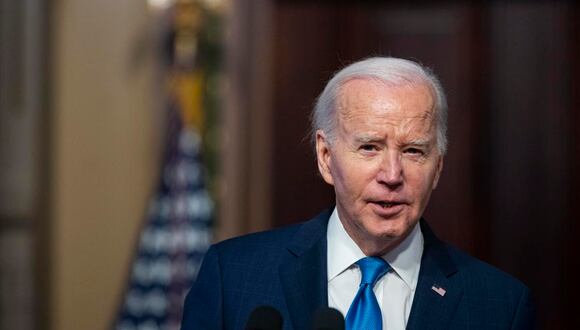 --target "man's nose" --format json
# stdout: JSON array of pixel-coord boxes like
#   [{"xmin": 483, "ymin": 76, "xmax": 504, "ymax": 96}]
[{"xmin": 376, "ymin": 151, "xmax": 403, "ymax": 187}]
